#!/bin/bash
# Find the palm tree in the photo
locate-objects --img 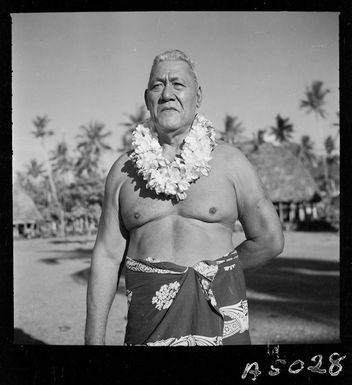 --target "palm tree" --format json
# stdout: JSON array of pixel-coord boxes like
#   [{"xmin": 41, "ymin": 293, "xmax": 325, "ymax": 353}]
[
  {"xmin": 76, "ymin": 121, "xmax": 112, "ymax": 177},
  {"xmin": 32, "ymin": 115, "xmax": 65, "ymax": 236},
  {"xmin": 31, "ymin": 115, "xmax": 54, "ymax": 139},
  {"xmin": 50, "ymin": 140, "xmax": 73, "ymax": 174},
  {"xmin": 298, "ymin": 135, "xmax": 317, "ymax": 167},
  {"xmin": 299, "ymin": 80, "xmax": 330, "ymax": 187},
  {"xmin": 252, "ymin": 128, "xmax": 266, "ymax": 150},
  {"xmin": 332, "ymin": 111, "xmax": 339, "ymax": 130},
  {"xmin": 270, "ymin": 115, "xmax": 294, "ymax": 143},
  {"xmin": 300, "ymin": 81, "xmax": 330, "ymax": 119},
  {"xmin": 26, "ymin": 159, "xmax": 46, "ymax": 179},
  {"xmin": 332, "ymin": 111, "xmax": 340, "ymax": 145},
  {"xmin": 256, "ymin": 129, "xmax": 266, "ymax": 144},
  {"xmin": 23, "ymin": 159, "xmax": 46, "ymax": 195},
  {"xmin": 119, "ymin": 105, "xmax": 148, "ymax": 152},
  {"xmin": 219, "ymin": 115, "xmax": 245, "ymax": 145},
  {"xmin": 324, "ymin": 135, "xmax": 336, "ymax": 158},
  {"xmin": 324, "ymin": 135, "xmax": 339, "ymax": 195}
]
